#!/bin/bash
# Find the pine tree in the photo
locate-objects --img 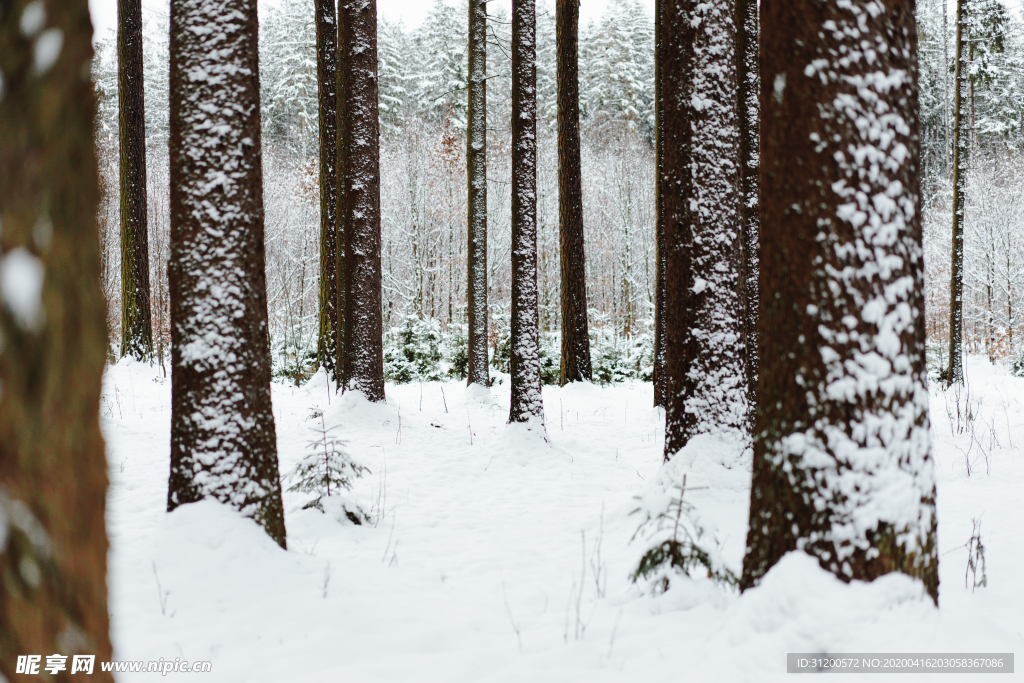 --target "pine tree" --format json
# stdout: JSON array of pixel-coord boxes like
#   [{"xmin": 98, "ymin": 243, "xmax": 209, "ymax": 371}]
[
  {"xmin": 509, "ymin": 0, "xmax": 546, "ymax": 429},
  {"xmin": 557, "ymin": 0, "xmax": 592, "ymax": 385},
  {"xmin": 317, "ymin": 0, "xmax": 339, "ymax": 382},
  {"xmin": 662, "ymin": 0, "xmax": 747, "ymax": 460},
  {"xmin": 418, "ymin": 0, "xmax": 469, "ymax": 125},
  {"xmin": 337, "ymin": 0, "xmax": 385, "ymax": 402},
  {"xmin": 741, "ymin": 0, "xmax": 939, "ymax": 601},
  {"xmin": 167, "ymin": 0, "xmax": 286, "ymax": 548},
  {"xmin": 119, "ymin": 0, "xmax": 153, "ymax": 360},
  {"xmin": 467, "ymin": 0, "xmax": 491, "ymax": 388},
  {"xmin": 946, "ymin": 0, "xmax": 967, "ymax": 385},
  {"xmin": 0, "ymin": 0, "xmax": 115, "ymax": 676}
]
